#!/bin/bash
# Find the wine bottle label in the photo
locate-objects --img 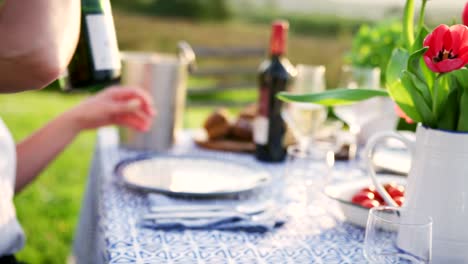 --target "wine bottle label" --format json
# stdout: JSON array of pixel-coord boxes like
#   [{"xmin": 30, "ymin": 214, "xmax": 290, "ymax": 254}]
[
  {"xmin": 86, "ymin": 13, "xmax": 121, "ymax": 71},
  {"xmin": 253, "ymin": 116, "xmax": 269, "ymax": 145},
  {"xmin": 254, "ymin": 87, "xmax": 270, "ymax": 145}
]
